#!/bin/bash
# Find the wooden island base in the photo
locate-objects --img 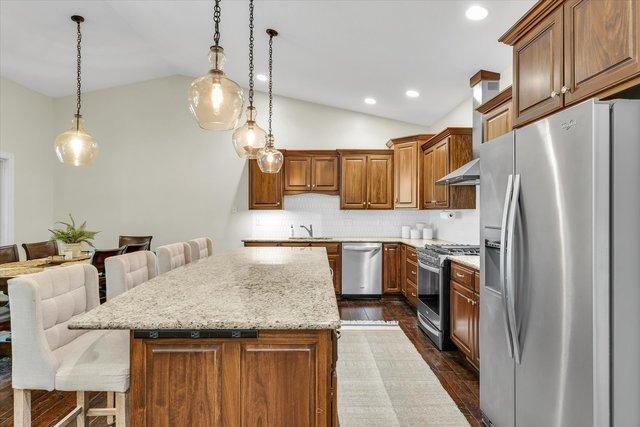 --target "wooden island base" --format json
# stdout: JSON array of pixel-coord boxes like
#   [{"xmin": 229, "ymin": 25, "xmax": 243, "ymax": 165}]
[{"xmin": 130, "ymin": 329, "xmax": 338, "ymax": 426}]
